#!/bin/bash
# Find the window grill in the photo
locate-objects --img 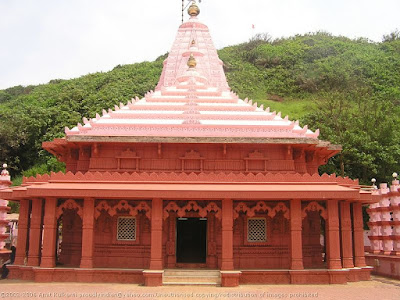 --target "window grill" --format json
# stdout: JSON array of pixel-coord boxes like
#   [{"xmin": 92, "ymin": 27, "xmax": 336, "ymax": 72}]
[
  {"xmin": 248, "ymin": 218, "xmax": 266, "ymax": 242},
  {"xmin": 117, "ymin": 217, "xmax": 136, "ymax": 241}
]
